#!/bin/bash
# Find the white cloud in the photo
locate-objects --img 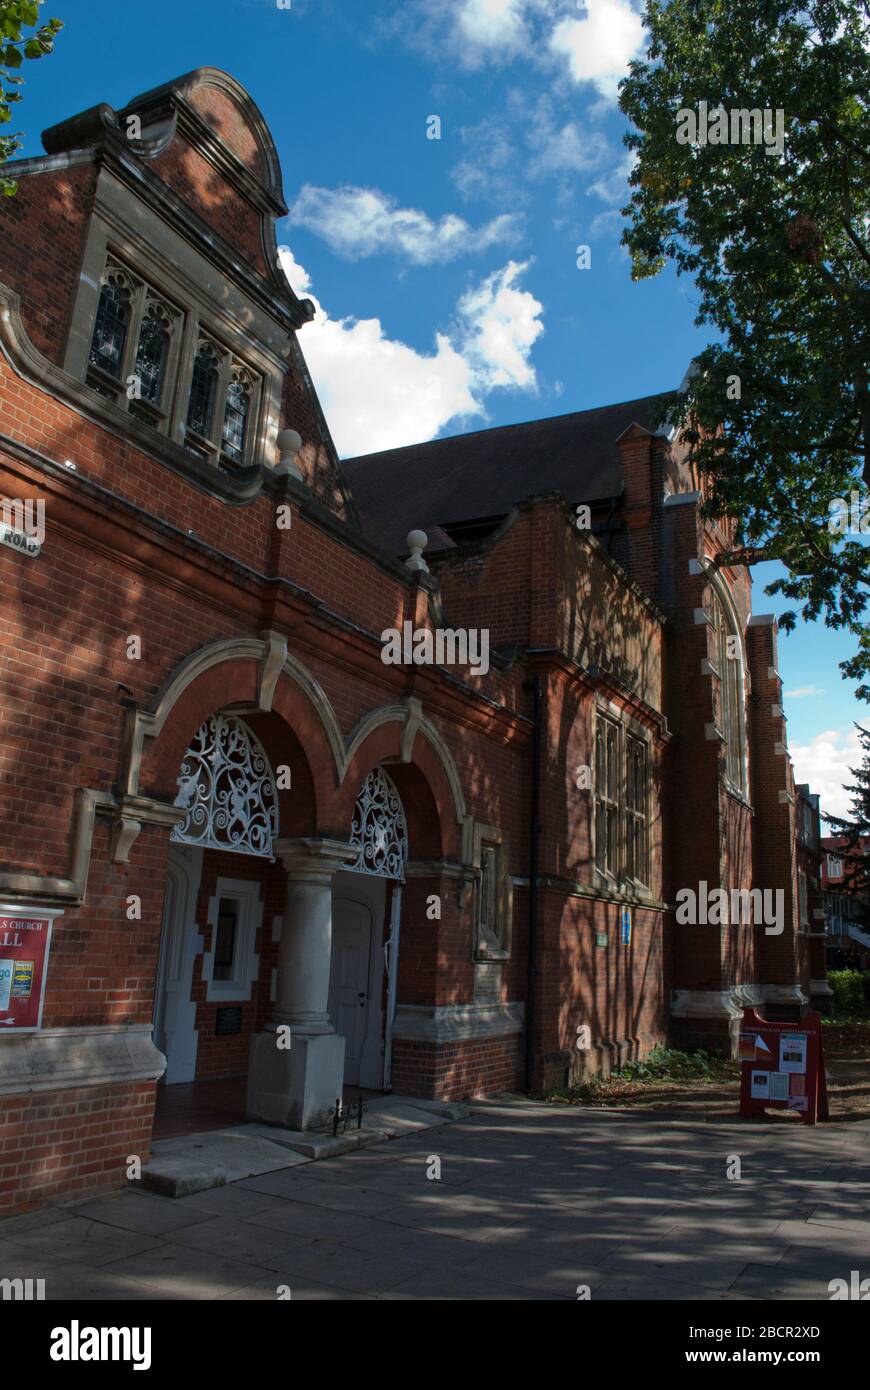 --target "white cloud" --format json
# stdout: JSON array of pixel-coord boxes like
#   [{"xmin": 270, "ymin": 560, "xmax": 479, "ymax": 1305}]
[
  {"xmin": 277, "ymin": 248, "xmax": 544, "ymax": 456},
  {"xmin": 381, "ymin": 0, "xmax": 642, "ymax": 81},
  {"xmin": 588, "ymin": 208, "xmax": 623, "ymax": 239},
  {"xmin": 456, "ymin": 260, "xmax": 544, "ymax": 390},
  {"xmin": 452, "ymin": 97, "xmax": 612, "ymax": 209},
  {"xmin": 457, "ymin": 0, "xmax": 527, "ymax": 49},
  {"xmin": 289, "ymin": 184, "xmax": 516, "ymax": 265},
  {"xmin": 784, "ymin": 684, "xmax": 826, "ymax": 699},
  {"xmin": 452, "ymin": 117, "xmax": 520, "ymax": 205},
  {"xmin": 526, "ymin": 97, "xmax": 611, "ymax": 174},
  {"xmin": 279, "ymin": 247, "xmax": 313, "ymax": 298},
  {"xmin": 384, "ymin": 0, "xmax": 537, "ymax": 69},
  {"xmin": 789, "ymin": 725, "xmax": 864, "ymax": 822},
  {"xmin": 549, "ymin": 0, "xmax": 645, "ymax": 100},
  {"xmin": 587, "ymin": 151, "xmax": 636, "ymax": 206}
]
